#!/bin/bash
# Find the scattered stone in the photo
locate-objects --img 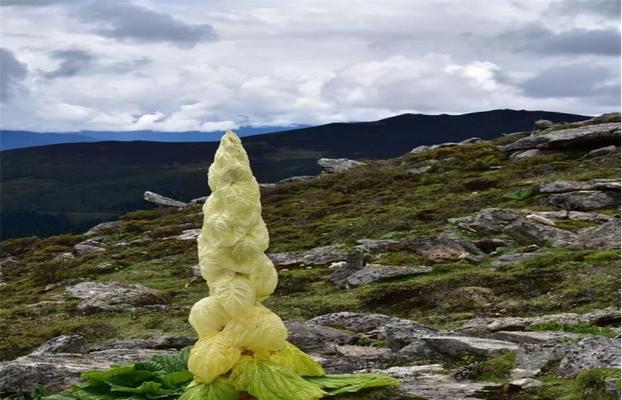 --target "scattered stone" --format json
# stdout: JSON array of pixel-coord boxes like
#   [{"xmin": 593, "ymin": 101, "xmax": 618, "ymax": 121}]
[
  {"xmin": 31, "ymin": 335, "xmax": 87, "ymax": 355},
  {"xmin": 335, "ymin": 344, "xmax": 392, "ymax": 363},
  {"xmin": 410, "ymin": 145, "xmax": 430, "ymax": 154},
  {"xmin": 310, "ymin": 312, "xmax": 407, "ymax": 334},
  {"xmin": 457, "ymin": 307, "xmax": 621, "ymax": 334},
  {"xmin": 510, "ymin": 149, "xmax": 540, "ymax": 159},
  {"xmin": 533, "ymin": 119, "xmax": 554, "ymax": 130},
  {"xmin": 502, "ymin": 216, "xmax": 578, "ymax": 247},
  {"xmin": 492, "ymin": 331, "xmax": 579, "ymax": 344},
  {"xmin": 85, "ymin": 221, "xmax": 123, "ymax": 236},
  {"xmin": 95, "ymin": 262, "xmax": 116, "ymax": 272},
  {"xmin": 491, "ymin": 252, "xmax": 544, "ymax": 267},
  {"xmin": 53, "ymin": 252, "xmax": 75, "ymax": 261},
  {"xmin": 343, "ymin": 264, "xmax": 431, "ymax": 287},
  {"xmin": 401, "ymin": 236, "xmax": 484, "ymax": 263},
  {"xmin": 544, "ymin": 190, "xmax": 620, "ymax": 211},
  {"xmin": 577, "ymin": 218, "xmax": 621, "ymax": 249},
  {"xmin": 89, "ymin": 336, "xmax": 196, "ymax": 352},
  {"xmin": 510, "ymin": 378, "xmax": 544, "ymax": 389},
  {"xmin": 448, "ymin": 208, "xmax": 523, "ymax": 236},
  {"xmin": 384, "ymin": 320, "xmax": 440, "ymax": 351},
  {"xmin": 0, "ymin": 348, "xmax": 175, "ymax": 396},
  {"xmin": 65, "ymin": 281, "xmax": 163, "ymax": 312},
  {"xmin": 143, "ymin": 191, "xmax": 187, "ymax": 208},
  {"xmin": 539, "ymin": 179, "xmax": 620, "ymax": 193},
  {"xmin": 421, "ymin": 336, "xmax": 518, "ymax": 357},
  {"xmin": 558, "ymin": 336, "xmax": 621, "ymax": 378},
  {"xmin": 317, "ymin": 158, "xmax": 366, "ymax": 173},
  {"xmin": 408, "ymin": 165, "xmax": 432, "ymax": 175},
  {"xmin": 189, "ymin": 195, "xmax": 209, "ymax": 205},
  {"xmin": 567, "ymin": 211, "xmax": 613, "ymax": 223},
  {"xmin": 284, "ymin": 321, "xmax": 356, "ymax": 354},
  {"xmin": 189, "ymin": 264, "xmax": 201, "ymax": 277},
  {"xmin": 526, "ymin": 213, "xmax": 556, "ymax": 226},
  {"xmin": 511, "ymin": 342, "xmax": 572, "ymax": 380},
  {"xmin": 177, "ymin": 229, "xmax": 201, "ymax": 241},
  {"xmin": 459, "ymin": 137, "xmax": 482, "ymax": 145},
  {"xmin": 501, "ymin": 122, "xmax": 620, "ymax": 152},
  {"xmin": 430, "ymin": 142, "xmax": 459, "ymax": 150},
  {"xmin": 355, "ymin": 239, "xmax": 402, "ymax": 253},
  {"xmin": 269, "ymin": 245, "xmax": 347, "ymax": 266},
  {"xmin": 73, "ymin": 239, "xmax": 105, "ymax": 255},
  {"xmin": 586, "ymin": 145, "xmax": 617, "ymax": 158}
]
